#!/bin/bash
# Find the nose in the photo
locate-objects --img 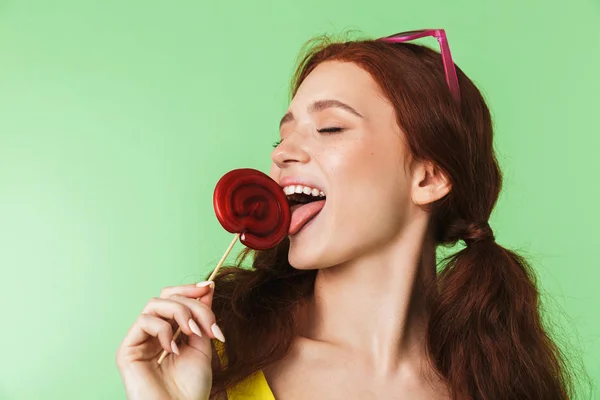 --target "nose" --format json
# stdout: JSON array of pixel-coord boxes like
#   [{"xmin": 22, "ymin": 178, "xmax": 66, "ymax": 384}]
[{"xmin": 271, "ymin": 134, "xmax": 310, "ymax": 169}]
